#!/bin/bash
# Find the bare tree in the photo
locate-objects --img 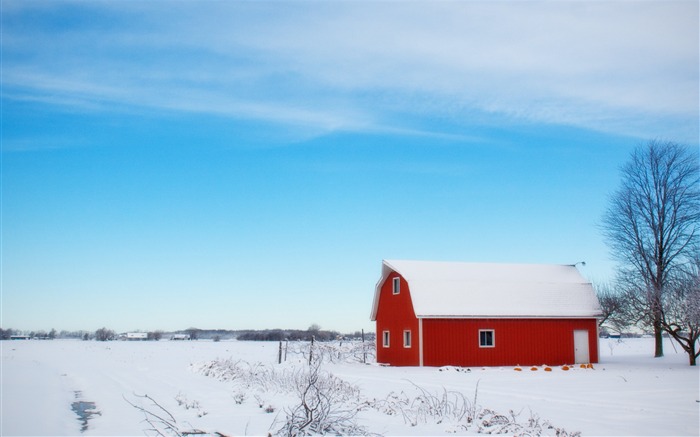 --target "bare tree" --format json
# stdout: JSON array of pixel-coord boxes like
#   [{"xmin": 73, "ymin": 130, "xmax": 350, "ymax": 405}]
[
  {"xmin": 185, "ymin": 328, "xmax": 200, "ymax": 341},
  {"xmin": 95, "ymin": 327, "xmax": 116, "ymax": 341},
  {"xmin": 602, "ymin": 140, "xmax": 699, "ymax": 357},
  {"xmin": 661, "ymin": 257, "xmax": 700, "ymax": 365},
  {"xmin": 594, "ymin": 282, "xmax": 629, "ymax": 335},
  {"xmin": 148, "ymin": 330, "xmax": 164, "ymax": 341}
]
